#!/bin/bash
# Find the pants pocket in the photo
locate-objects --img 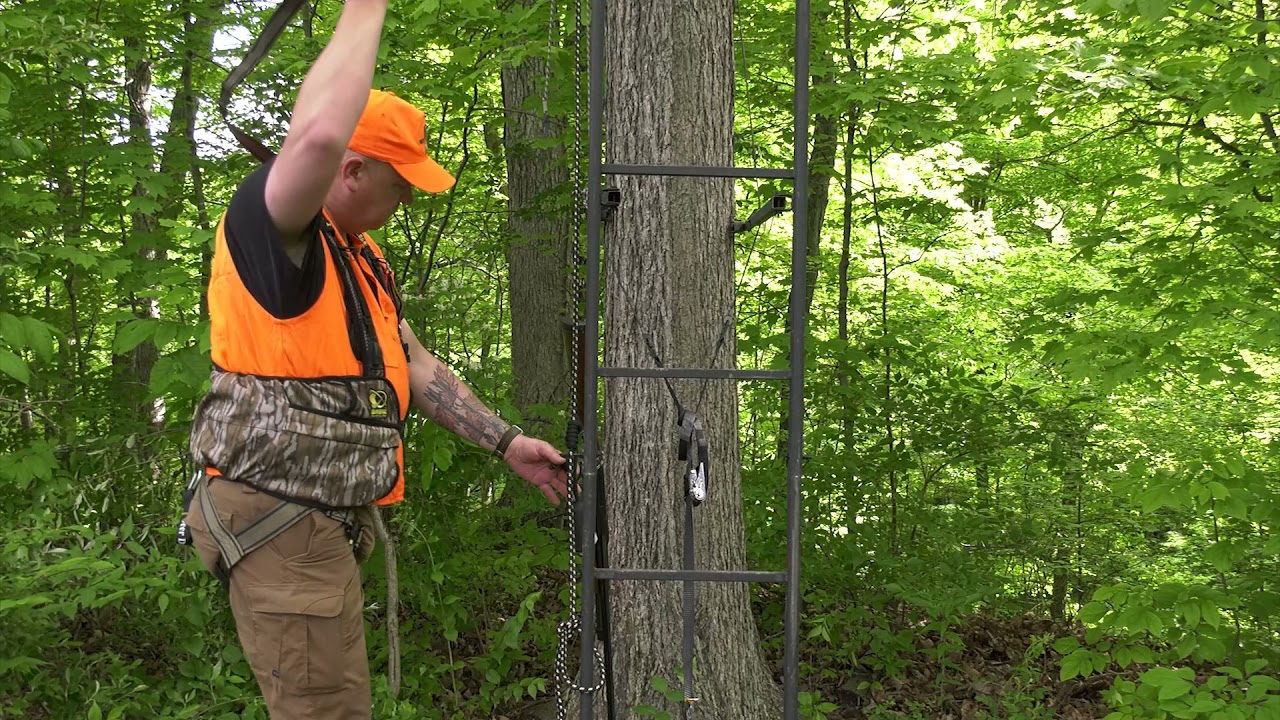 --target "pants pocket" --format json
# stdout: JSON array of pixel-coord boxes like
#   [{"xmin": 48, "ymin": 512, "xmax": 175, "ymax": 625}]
[{"xmin": 243, "ymin": 583, "xmax": 346, "ymax": 694}]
